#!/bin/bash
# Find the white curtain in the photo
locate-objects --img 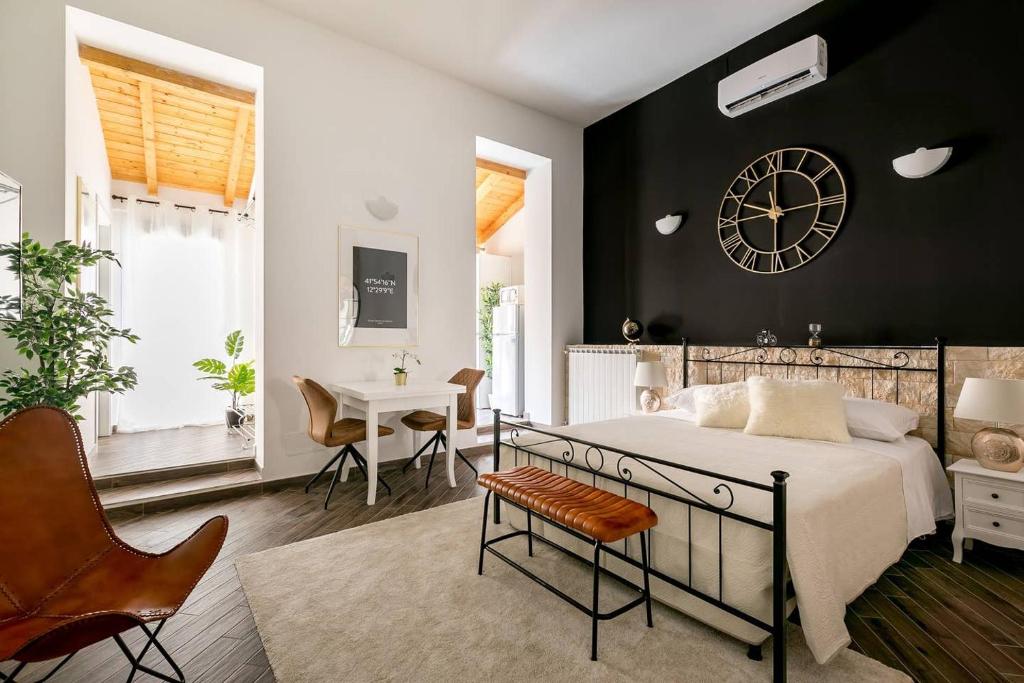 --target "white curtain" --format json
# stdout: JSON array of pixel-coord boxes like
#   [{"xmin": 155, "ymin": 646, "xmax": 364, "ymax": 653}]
[{"xmin": 110, "ymin": 198, "xmax": 255, "ymax": 433}]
